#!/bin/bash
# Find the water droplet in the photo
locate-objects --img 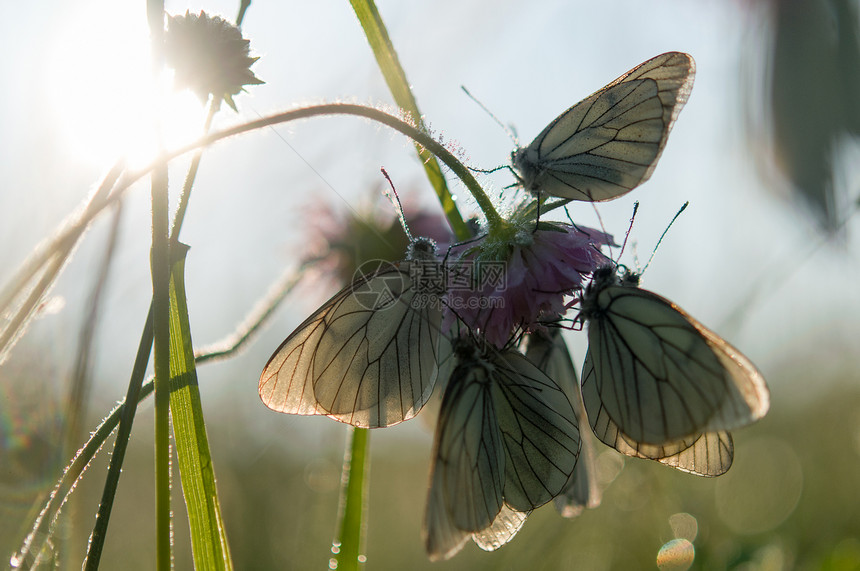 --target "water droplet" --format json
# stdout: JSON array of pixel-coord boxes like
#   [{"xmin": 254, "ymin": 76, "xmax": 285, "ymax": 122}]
[
  {"xmin": 656, "ymin": 538, "xmax": 695, "ymax": 570},
  {"xmin": 331, "ymin": 543, "xmax": 340, "ymax": 555},
  {"xmin": 513, "ymin": 229, "xmax": 534, "ymax": 247},
  {"xmin": 358, "ymin": 555, "xmax": 367, "ymax": 563},
  {"xmin": 328, "ymin": 557, "xmax": 338, "ymax": 569}
]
